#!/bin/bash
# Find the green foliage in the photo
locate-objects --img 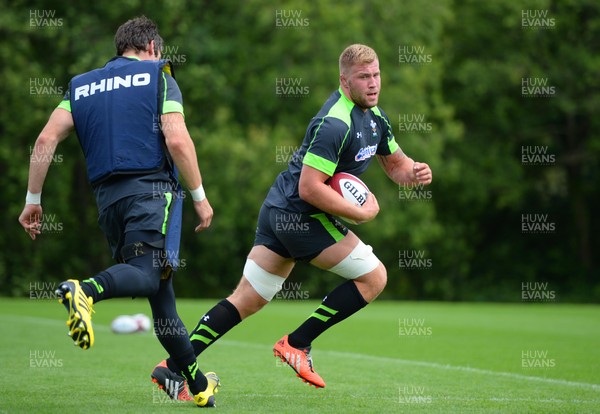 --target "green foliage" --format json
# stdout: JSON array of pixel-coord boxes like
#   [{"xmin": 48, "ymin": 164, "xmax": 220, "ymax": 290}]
[
  {"xmin": 1, "ymin": 0, "xmax": 597, "ymax": 301},
  {"xmin": 438, "ymin": 0, "xmax": 600, "ymax": 300}
]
